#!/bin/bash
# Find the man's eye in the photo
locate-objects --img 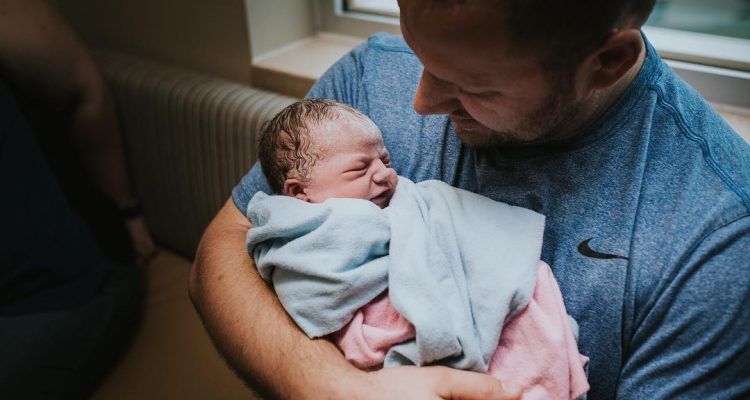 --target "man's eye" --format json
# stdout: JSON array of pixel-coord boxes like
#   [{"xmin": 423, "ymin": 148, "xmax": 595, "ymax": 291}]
[{"xmin": 459, "ymin": 87, "xmax": 496, "ymax": 98}]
